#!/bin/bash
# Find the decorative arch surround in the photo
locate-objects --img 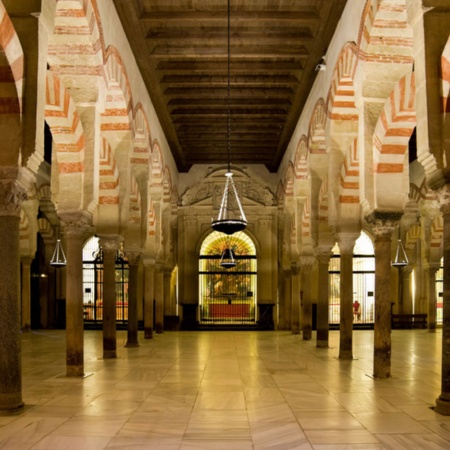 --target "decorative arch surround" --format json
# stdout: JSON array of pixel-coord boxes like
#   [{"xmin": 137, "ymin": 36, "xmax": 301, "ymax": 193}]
[
  {"xmin": 0, "ymin": 4, "xmax": 23, "ymax": 116},
  {"xmin": 358, "ymin": 0, "xmax": 414, "ymax": 64},
  {"xmin": 37, "ymin": 217, "xmax": 55, "ymax": 244},
  {"xmin": 405, "ymin": 224, "xmax": 420, "ymax": 252},
  {"xmin": 373, "ymin": 72, "xmax": 416, "ymax": 209},
  {"xmin": 301, "ymin": 196, "xmax": 312, "ymax": 242},
  {"xmin": 128, "ymin": 176, "xmax": 141, "ymax": 226},
  {"xmin": 294, "ymin": 136, "xmax": 309, "ymax": 179},
  {"xmin": 442, "ymin": 37, "xmax": 450, "ymax": 115},
  {"xmin": 151, "ymin": 140, "xmax": 164, "ymax": 186},
  {"xmin": 45, "ymin": 70, "xmax": 85, "ymax": 209},
  {"xmin": 431, "ymin": 215, "xmax": 444, "ymax": 251},
  {"xmin": 48, "ymin": 0, "xmax": 104, "ymax": 78},
  {"xmin": 19, "ymin": 210, "xmax": 30, "ymax": 254},
  {"xmin": 327, "ymin": 43, "xmax": 359, "ymax": 121},
  {"xmin": 283, "ymin": 163, "xmax": 295, "ymax": 197},
  {"xmin": 132, "ymin": 104, "xmax": 151, "ymax": 169},
  {"xmin": 340, "ymin": 138, "xmax": 360, "ymax": 204},
  {"xmin": 318, "ymin": 176, "xmax": 329, "ymax": 224},
  {"xmin": 98, "ymin": 137, "xmax": 119, "ymax": 205},
  {"xmin": 162, "ymin": 166, "xmax": 172, "ymax": 203},
  {"xmin": 148, "ymin": 197, "xmax": 156, "ymax": 237},
  {"xmin": 101, "ymin": 48, "xmax": 133, "ymax": 137},
  {"xmin": 308, "ymin": 99, "xmax": 327, "ymax": 154}
]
